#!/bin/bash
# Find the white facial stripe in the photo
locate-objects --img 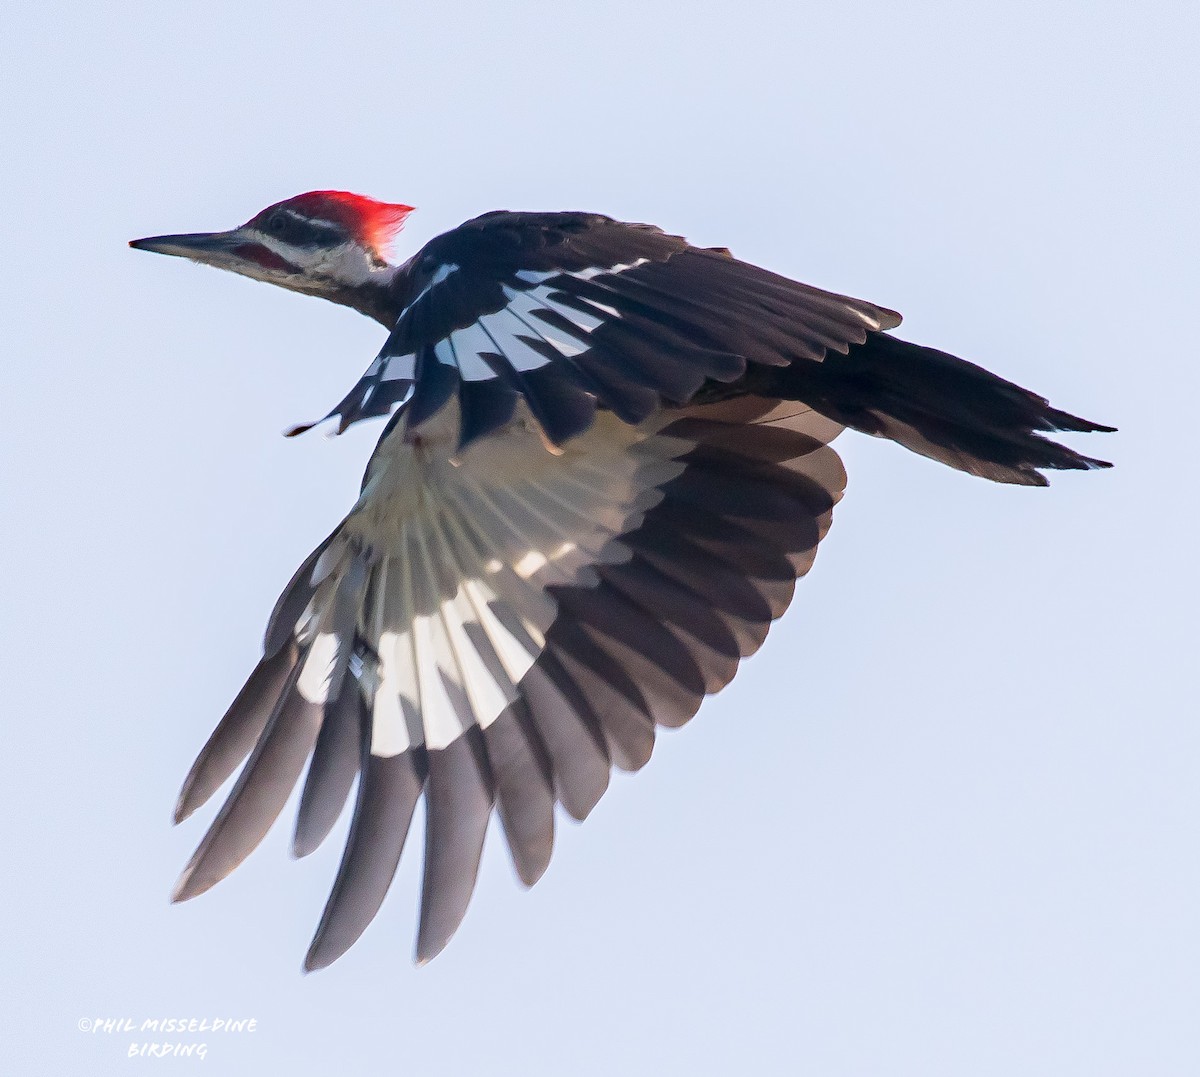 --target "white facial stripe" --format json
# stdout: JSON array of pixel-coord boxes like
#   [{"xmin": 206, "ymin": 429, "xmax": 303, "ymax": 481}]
[
  {"xmin": 254, "ymin": 233, "xmax": 293, "ymax": 262},
  {"xmin": 257, "ymin": 233, "xmax": 381, "ymax": 288}
]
